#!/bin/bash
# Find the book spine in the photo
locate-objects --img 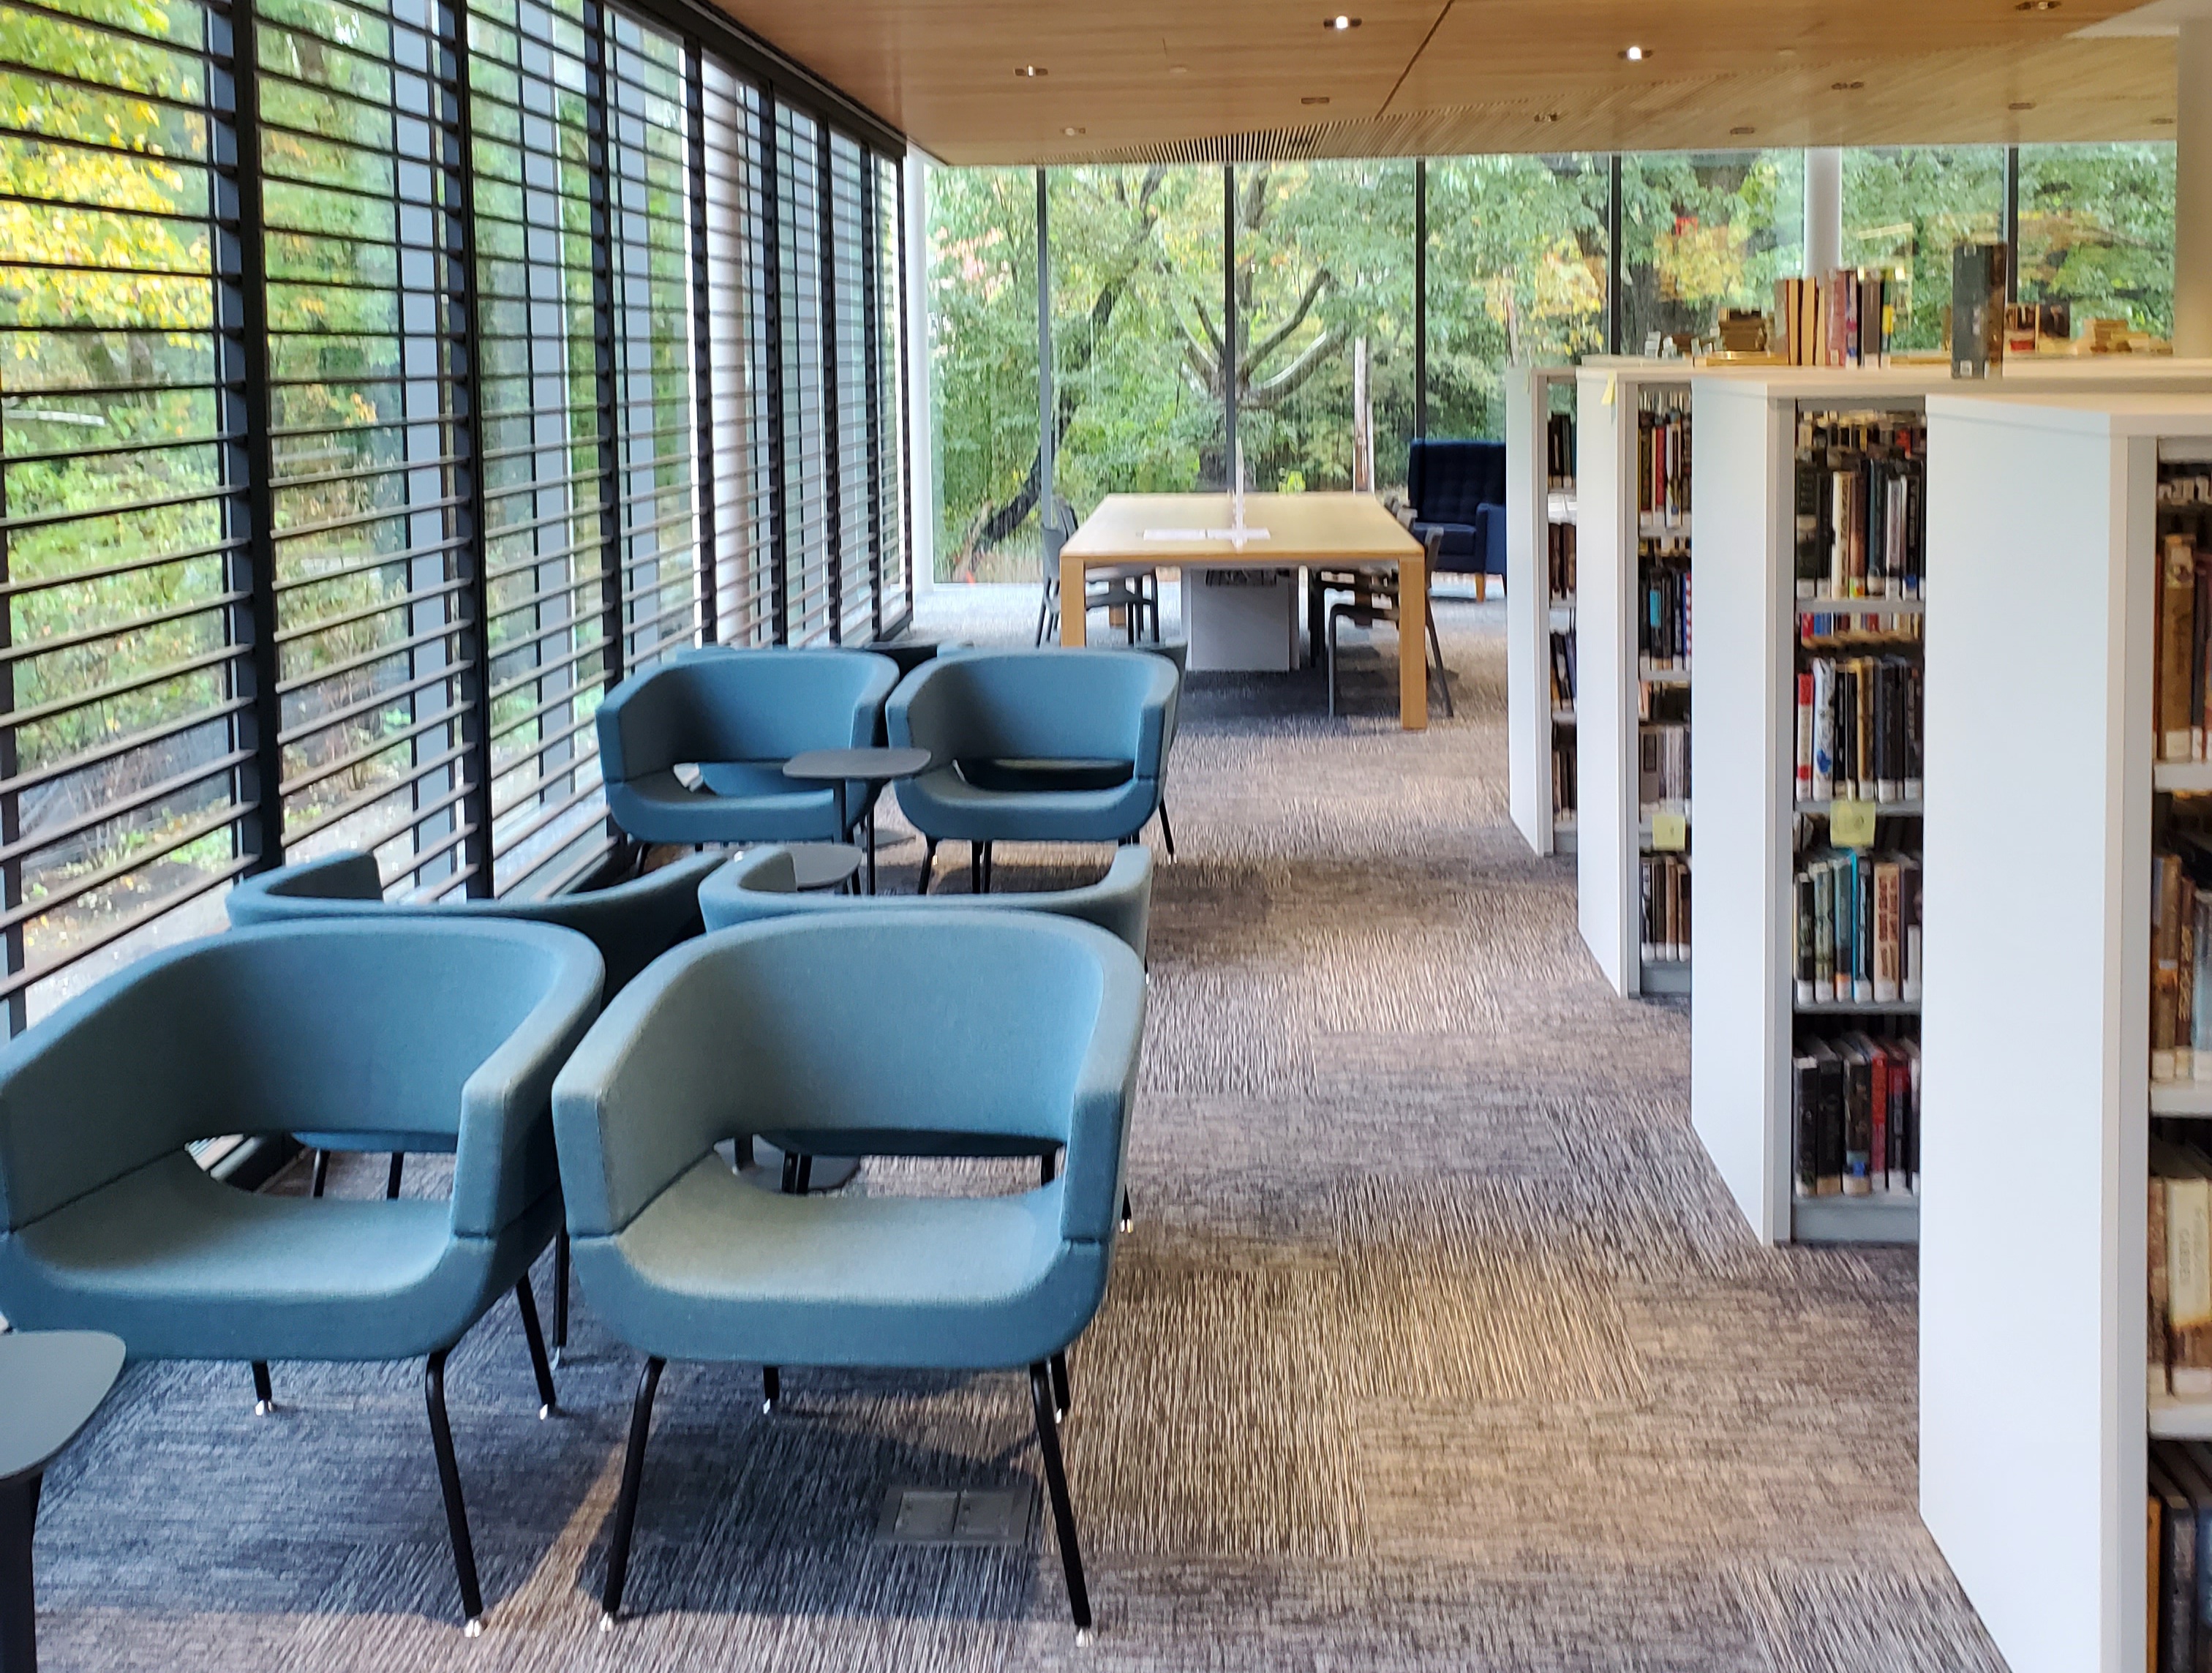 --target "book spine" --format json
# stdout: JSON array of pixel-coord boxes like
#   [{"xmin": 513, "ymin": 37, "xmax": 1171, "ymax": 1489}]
[
  {"xmin": 2166, "ymin": 534, "xmax": 2198, "ymax": 762},
  {"xmin": 2159, "ymin": 852, "xmax": 2186, "ymax": 1083},
  {"xmin": 1854, "ymin": 655, "xmax": 1876, "ymax": 800},
  {"xmin": 1870, "ymin": 1042, "xmax": 1890, "ymax": 1192},
  {"xmin": 1813, "ymin": 862, "xmax": 1835, "ymax": 998},
  {"xmin": 1812, "ymin": 658, "xmax": 1834, "ymax": 801},
  {"xmin": 1900, "ymin": 860, "xmax": 1923, "ymax": 1004},
  {"xmin": 1794, "ymin": 1055, "xmax": 1818, "ymax": 1198},
  {"xmin": 1873, "ymin": 861, "xmax": 1900, "ymax": 1004},
  {"xmin": 1818, "ymin": 1053, "xmax": 1843, "ymax": 1195},
  {"xmin": 2156, "ymin": 1176, "xmax": 2175, "ymax": 1395},
  {"xmin": 1843, "ymin": 1046, "xmax": 1872, "ymax": 1195}
]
